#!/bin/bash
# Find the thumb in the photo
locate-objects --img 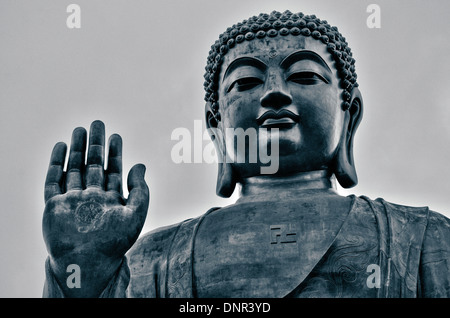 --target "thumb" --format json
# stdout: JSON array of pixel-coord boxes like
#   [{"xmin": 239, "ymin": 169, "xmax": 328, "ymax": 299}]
[{"xmin": 127, "ymin": 164, "xmax": 149, "ymax": 213}]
